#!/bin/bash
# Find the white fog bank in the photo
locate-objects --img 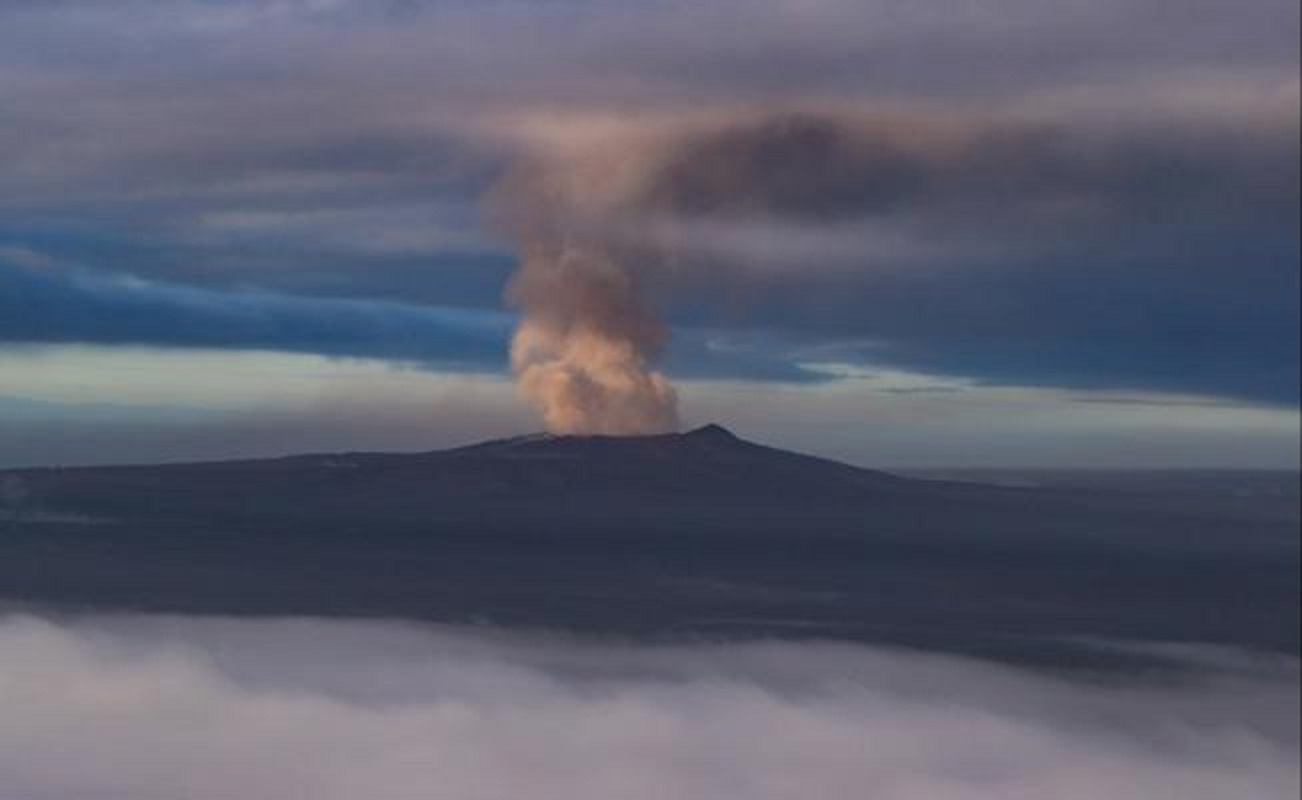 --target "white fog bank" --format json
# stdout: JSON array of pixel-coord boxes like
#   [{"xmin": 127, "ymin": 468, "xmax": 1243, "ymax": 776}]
[{"xmin": 0, "ymin": 614, "xmax": 1296, "ymax": 800}]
